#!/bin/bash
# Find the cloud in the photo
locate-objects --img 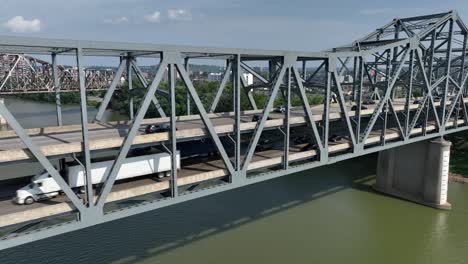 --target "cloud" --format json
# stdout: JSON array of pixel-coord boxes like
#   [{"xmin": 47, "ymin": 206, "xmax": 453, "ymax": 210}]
[
  {"xmin": 103, "ymin": 16, "xmax": 129, "ymax": 24},
  {"xmin": 168, "ymin": 9, "xmax": 192, "ymax": 21},
  {"xmin": 144, "ymin": 11, "xmax": 161, "ymax": 23},
  {"xmin": 3, "ymin": 16, "xmax": 41, "ymax": 33}
]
